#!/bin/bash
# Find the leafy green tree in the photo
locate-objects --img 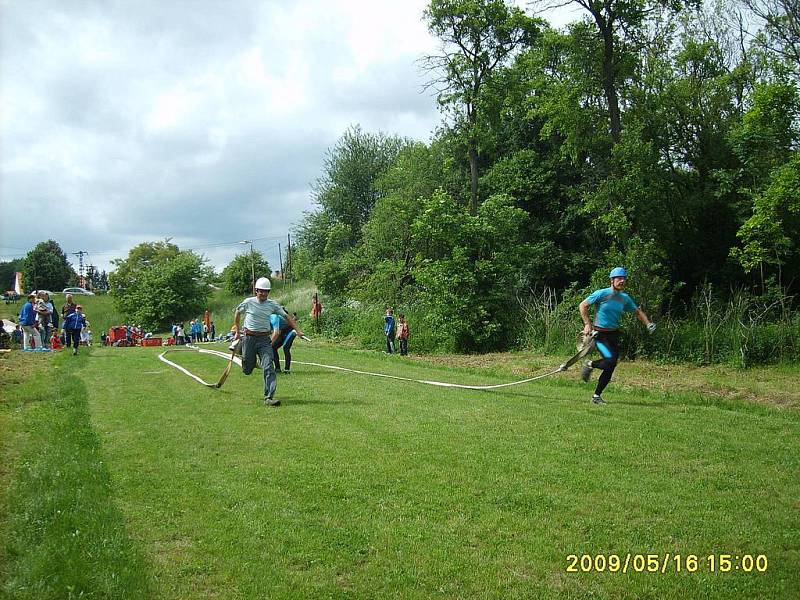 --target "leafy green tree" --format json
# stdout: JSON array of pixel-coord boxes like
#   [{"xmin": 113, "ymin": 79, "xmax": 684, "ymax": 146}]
[
  {"xmin": 741, "ymin": 0, "xmax": 800, "ymax": 76},
  {"xmin": 732, "ymin": 151, "xmax": 800, "ymax": 284},
  {"xmin": 22, "ymin": 240, "xmax": 76, "ymax": 293},
  {"xmin": 423, "ymin": 0, "xmax": 535, "ymax": 214},
  {"xmin": 0, "ymin": 258, "xmax": 23, "ymax": 292},
  {"xmin": 98, "ymin": 270, "xmax": 109, "ymax": 291},
  {"xmin": 109, "ymin": 241, "xmax": 213, "ymax": 331},
  {"xmin": 313, "ymin": 125, "xmax": 408, "ymax": 247},
  {"xmin": 412, "ymin": 191, "xmax": 529, "ymax": 351},
  {"xmin": 222, "ymin": 251, "xmax": 271, "ymax": 296}
]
